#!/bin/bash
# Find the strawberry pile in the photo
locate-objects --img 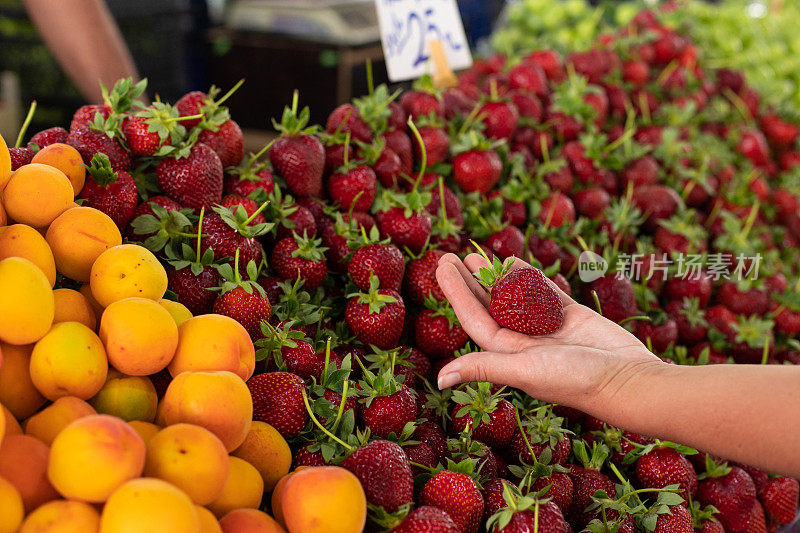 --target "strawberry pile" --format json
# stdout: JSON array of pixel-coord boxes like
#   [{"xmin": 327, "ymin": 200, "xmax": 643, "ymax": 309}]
[{"xmin": 12, "ymin": 6, "xmax": 800, "ymax": 531}]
